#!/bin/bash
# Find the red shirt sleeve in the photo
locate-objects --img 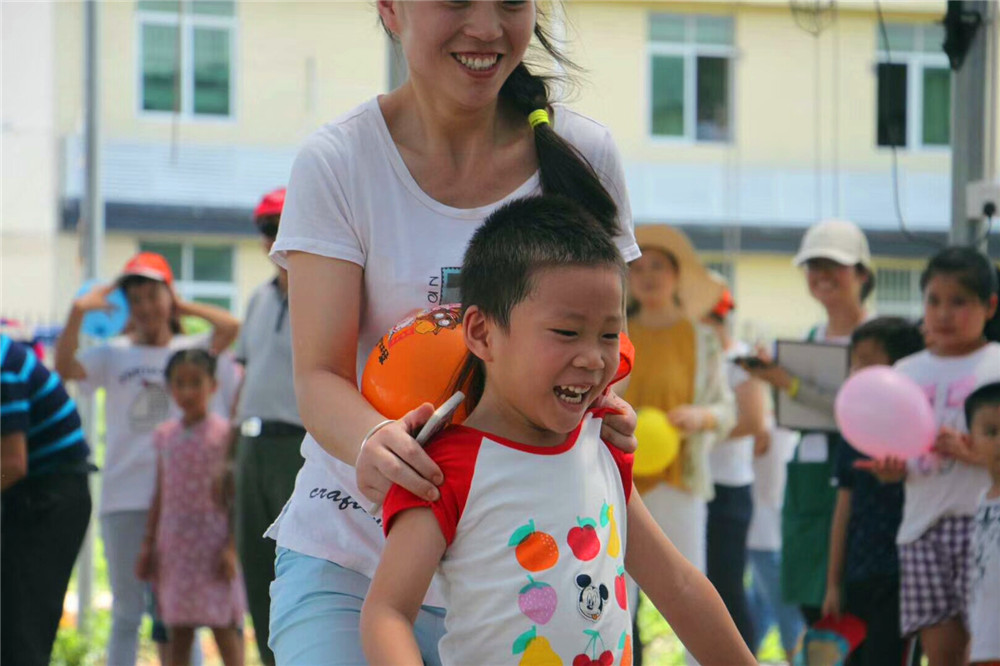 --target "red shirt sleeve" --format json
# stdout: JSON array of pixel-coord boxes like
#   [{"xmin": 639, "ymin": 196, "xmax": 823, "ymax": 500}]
[{"xmin": 382, "ymin": 428, "xmax": 482, "ymax": 546}]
